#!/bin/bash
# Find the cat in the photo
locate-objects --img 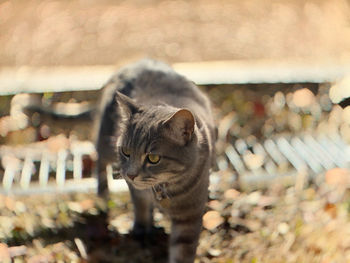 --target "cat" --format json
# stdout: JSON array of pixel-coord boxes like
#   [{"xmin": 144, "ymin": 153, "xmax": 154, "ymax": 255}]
[{"xmin": 94, "ymin": 59, "xmax": 216, "ymax": 263}]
